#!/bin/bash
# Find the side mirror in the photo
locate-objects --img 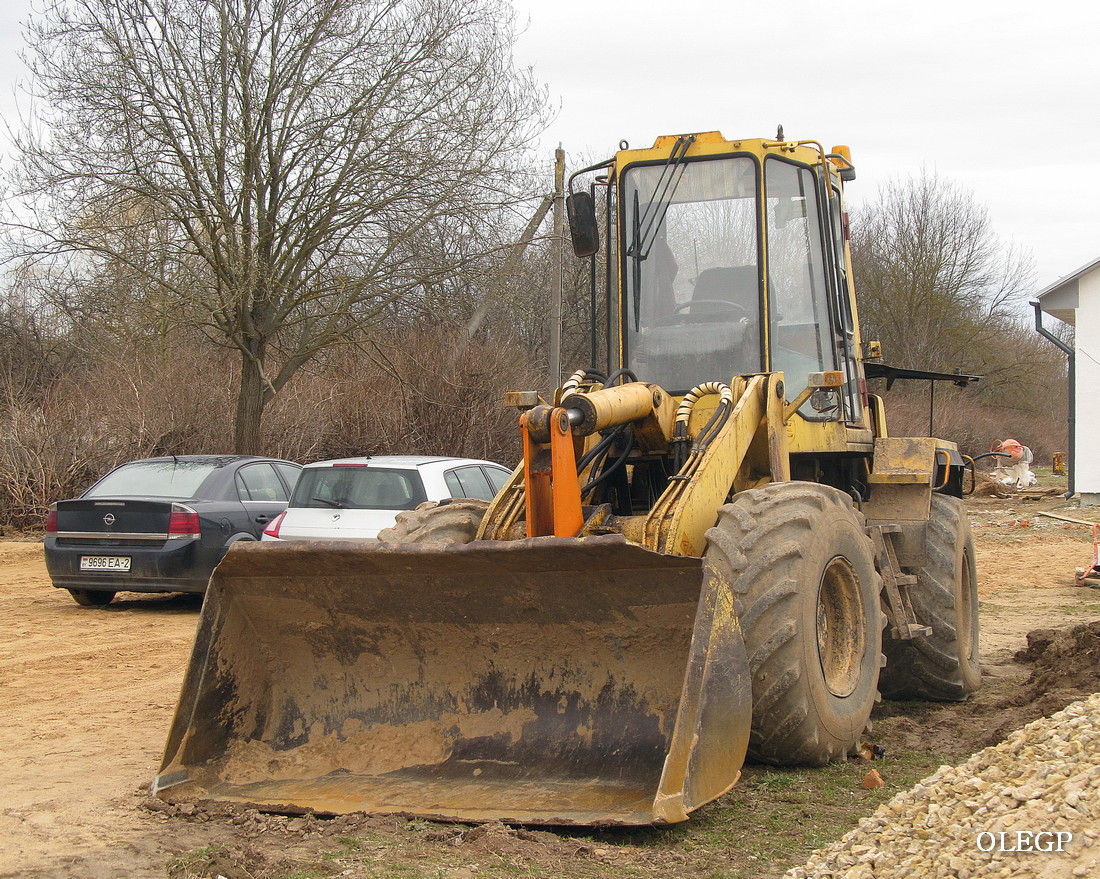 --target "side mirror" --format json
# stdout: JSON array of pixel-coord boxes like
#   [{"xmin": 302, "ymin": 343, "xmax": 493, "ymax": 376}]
[{"xmin": 566, "ymin": 191, "xmax": 599, "ymax": 258}]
